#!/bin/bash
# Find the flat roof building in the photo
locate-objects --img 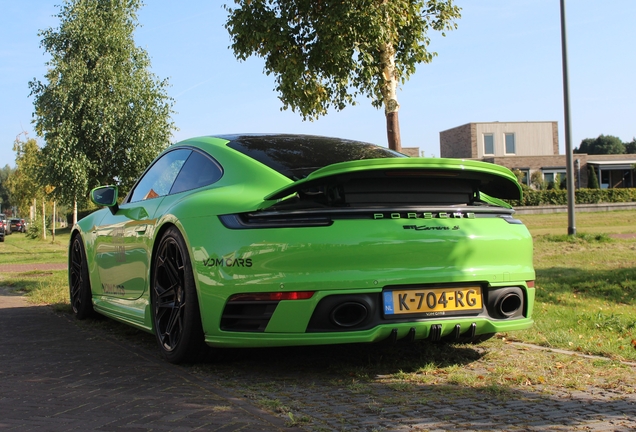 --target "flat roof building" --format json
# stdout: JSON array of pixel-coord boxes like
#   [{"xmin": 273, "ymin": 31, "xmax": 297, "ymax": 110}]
[{"xmin": 439, "ymin": 121, "xmax": 635, "ymax": 189}]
